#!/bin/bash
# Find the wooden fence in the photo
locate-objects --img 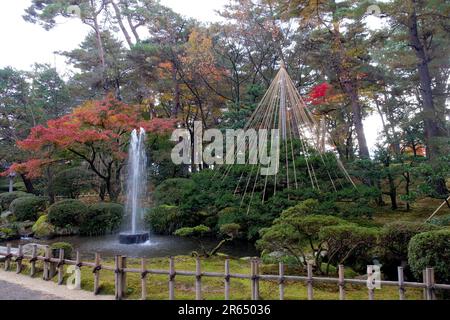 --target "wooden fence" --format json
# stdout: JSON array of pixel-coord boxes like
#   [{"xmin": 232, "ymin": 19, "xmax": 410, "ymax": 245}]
[{"xmin": 1, "ymin": 244, "xmax": 449, "ymax": 300}]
